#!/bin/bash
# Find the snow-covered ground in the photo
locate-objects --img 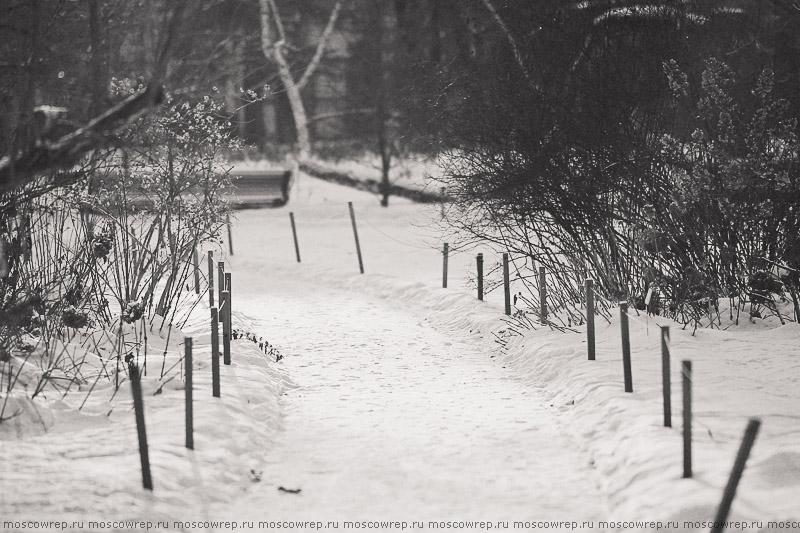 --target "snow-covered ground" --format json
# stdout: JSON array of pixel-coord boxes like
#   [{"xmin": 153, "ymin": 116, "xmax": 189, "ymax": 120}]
[{"xmin": 2, "ymin": 171, "xmax": 799, "ymax": 532}]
